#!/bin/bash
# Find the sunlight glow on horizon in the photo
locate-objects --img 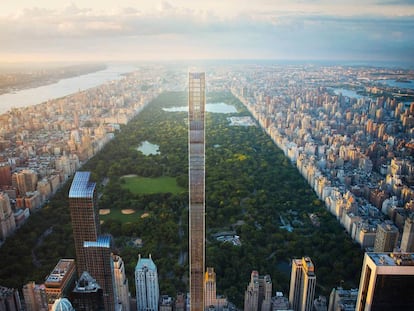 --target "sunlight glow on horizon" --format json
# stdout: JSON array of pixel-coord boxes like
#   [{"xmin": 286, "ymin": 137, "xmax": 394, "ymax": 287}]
[{"xmin": 1, "ymin": 1, "xmax": 413, "ymax": 64}]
